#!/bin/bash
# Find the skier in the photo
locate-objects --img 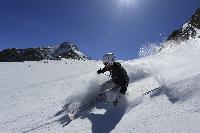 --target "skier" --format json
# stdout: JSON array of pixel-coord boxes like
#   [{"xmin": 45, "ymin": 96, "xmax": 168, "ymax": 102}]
[{"xmin": 97, "ymin": 53, "xmax": 129, "ymax": 105}]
